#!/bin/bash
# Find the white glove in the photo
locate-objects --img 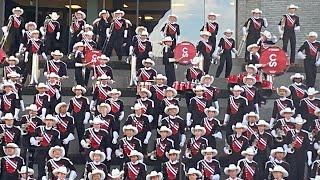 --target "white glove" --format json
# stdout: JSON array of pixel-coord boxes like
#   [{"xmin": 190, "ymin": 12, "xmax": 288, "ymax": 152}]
[
  {"xmin": 158, "ymin": 115, "xmax": 163, "ymax": 127},
  {"xmin": 308, "ymin": 151, "xmax": 312, "ymax": 166},
  {"xmin": 115, "ymin": 149, "xmax": 123, "ymax": 157},
  {"xmin": 80, "ymin": 139, "xmax": 90, "ymax": 148},
  {"xmin": 223, "ymin": 114, "xmax": 230, "ymax": 125},
  {"xmin": 42, "ymin": 52, "xmax": 48, "ymax": 60},
  {"xmin": 56, "ymin": 32, "xmax": 60, "ymax": 40},
  {"xmin": 106, "ymin": 148, "xmax": 112, "ymax": 161},
  {"xmin": 14, "ymin": 108, "xmax": 19, "ymax": 120},
  {"xmin": 314, "ymin": 142, "xmax": 320, "ymax": 150},
  {"xmin": 211, "ymin": 174, "xmax": 220, "ymax": 180},
  {"xmin": 144, "ymin": 131, "xmax": 151, "ymax": 144},
  {"xmin": 119, "ymin": 111, "xmax": 124, "ymax": 121},
  {"xmin": 2, "ymin": 26, "xmax": 8, "ymax": 34},
  {"xmin": 223, "ymin": 147, "xmax": 232, "ymax": 155},
  {"xmin": 148, "ymin": 51, "xmax": 153, "ymax": 58},
  {"xmin": 129, "ymin": 46, "xmax": 134, "ymax": 55},
  {"xmin": 315, "ymin": 59, "xmax": 320, "ymax": 67},
  {"xmin": 30, "ymin": 137, "xmax": 40, "ymax": 146},
  {"xmin": 124, "ymin": 30, "xmax": 128, "ymax": 38},
  {"xmin": 24, "ymin": 52, "xmax": 29, "ymax": 62},
  {"xmin": 263, "ymin": 17, "xmax": 268, "ymax": 27},
  {"xmin": 232, "ymin": 48, "xmax": 238, "ymax": 55},
  {"xmin": 55, "ymin": 89, "xmax": 61, "ymax": 99},
  {"xmin": 143, "ymin": 138, "xmax": 149, "ymax": 144},
  {"xmin": 180, "ymin": 134, "xmax": 186, "ymax": 147},
  {"xmin": 297, "ymin": 51, "xmax": 306, "ymax": 59},
  {"xmin": 20, "ymin": 100, "xmax": 25, "ymax": 111},
  {"xmin": 90, "ymin": 100, "xmax": 95, "ymax": 111},
  {"xmin": 63, "ymin": 133, "xmax": 75, "ymax": 145},
  {"xmin": 69, "ymin": 170, "xmax": 77, "ymax": 180},
  {"xmin": 148, "ymin": 115, "xmax": 153, "ymax": 123},
  {"xmin": 83, "ymin": 112, "xmax": 90, "ymax": 124},
  {"xmin": 242, "ymin": 27, "xmax": 248, "ymax": 36},
  {"xmin": 186, "ymin": 113, "xmax": 192, "ymax": 127},
  {"xmin": 18, "ymin": 43, "xmax": 24, "ymax": 53},
  {"xmin": 41, "ymin": 108, "xmax": 47, "ymax": 119},
  {"xmin": 112, "ymin": 131, "xmax": 119, "ymax": 144},
  {"xmin": 213, "ymin": 132, "xmax": 222, "ymax": 139},
  {"xmin": 39, "ymin": 27, "xmax": 46, "ymax": 36},
  {"xmin": 294, "ymin": 26, "xmax": 300, "ymax": 32}
]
